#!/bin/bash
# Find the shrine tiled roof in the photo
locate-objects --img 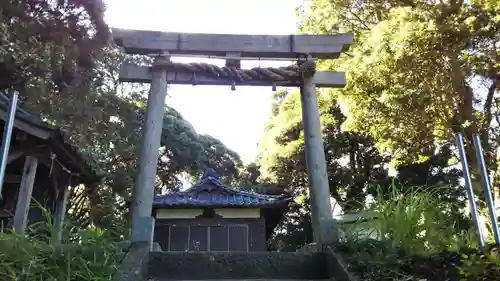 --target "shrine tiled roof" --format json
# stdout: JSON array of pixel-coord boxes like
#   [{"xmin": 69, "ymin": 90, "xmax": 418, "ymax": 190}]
[{"xmin": 153, "ymin": 169, "xmax": 289, "ymax": 208}]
